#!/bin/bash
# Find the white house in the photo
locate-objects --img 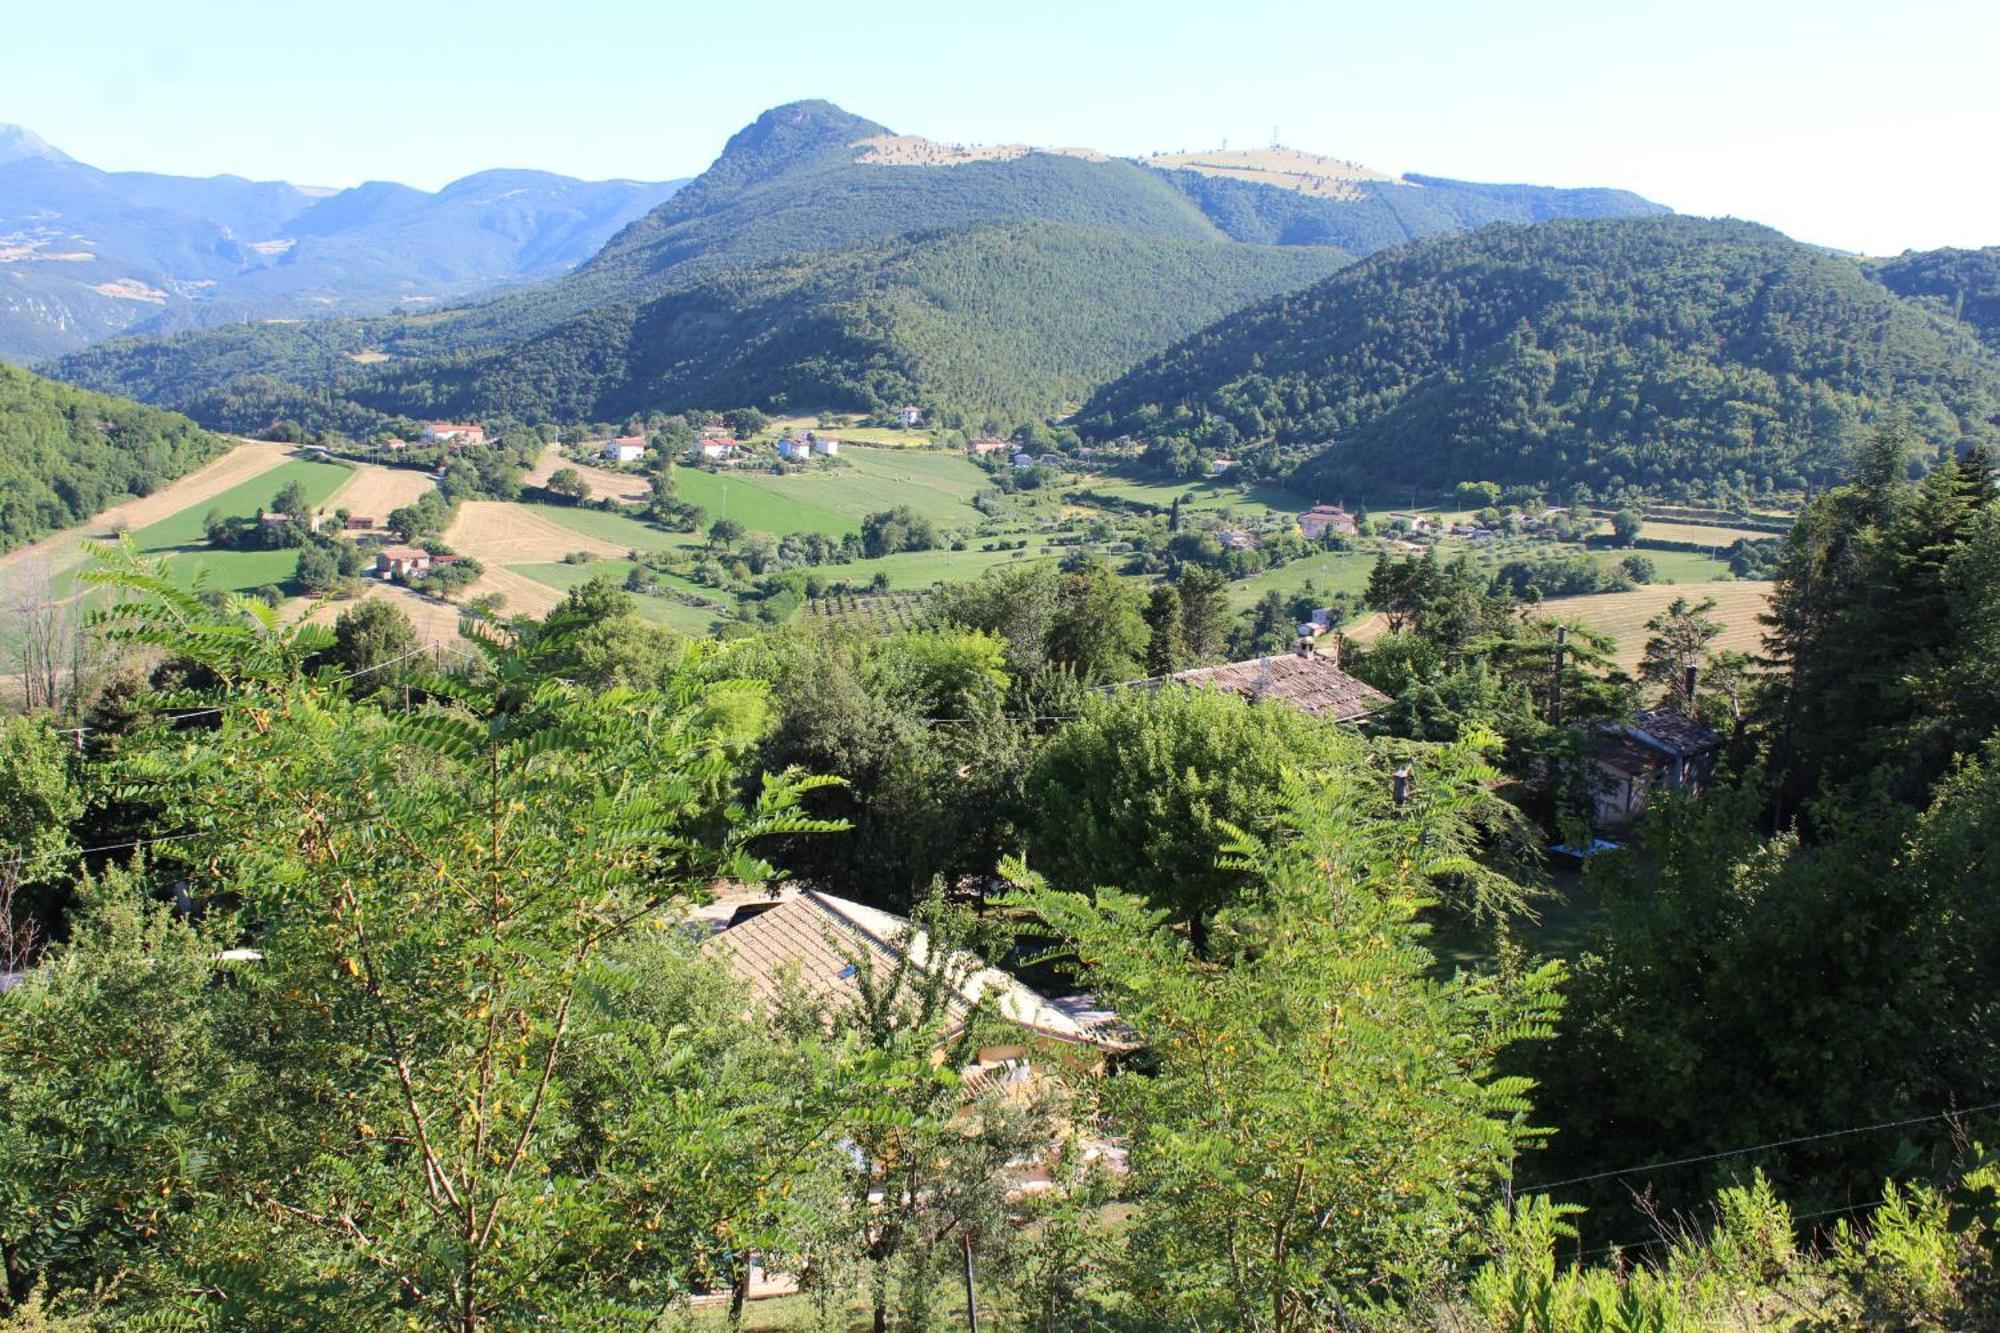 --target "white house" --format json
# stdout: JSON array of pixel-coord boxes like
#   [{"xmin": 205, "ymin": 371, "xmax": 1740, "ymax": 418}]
[
  {"xmin": 422, "ymin": 423, "xmax": 486, "ymax": 446},
  {"xmin": 601, "ymin": 435, "xmax": 647, "ymax": 463},
  {"xmin": 811, "ymin": 435, "xmax": 839, "ymax": 457},
  {"xmin": 898, "ymin": 405, "xmax": 924, "ymax": 427},
  {"xmin": 778, "ymin": 436, "xmax": 813, "ymax": 461},
  {"xmin": 694, "ymin": 437, "xmax": 740, "ymax": 462},
  {"xmin": 1208, "ymin": 456, "xmax": 1236, "ymax": 476}
]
